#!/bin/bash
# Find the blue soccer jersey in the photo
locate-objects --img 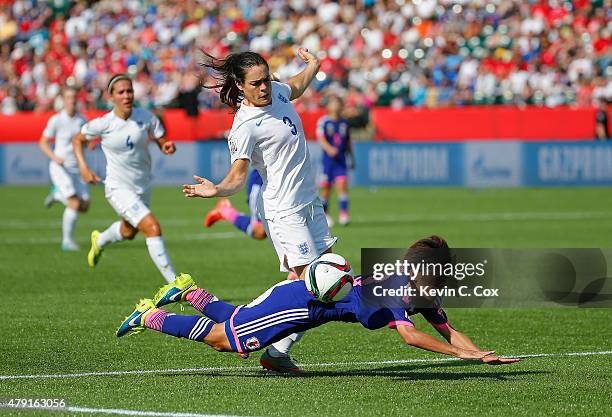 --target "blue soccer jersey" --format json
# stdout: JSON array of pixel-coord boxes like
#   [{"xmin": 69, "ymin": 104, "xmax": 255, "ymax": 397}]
[
  {"xmin": 317, "ymin": 117, "xmax": 350, "ymax": 185},
  {"xmin": 224, "ymin": 277, "xmax": 448, "ymax": 353},
  {"xmin": 317, "ymin": 116, "xmax": 350, "ymax": 167}
]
